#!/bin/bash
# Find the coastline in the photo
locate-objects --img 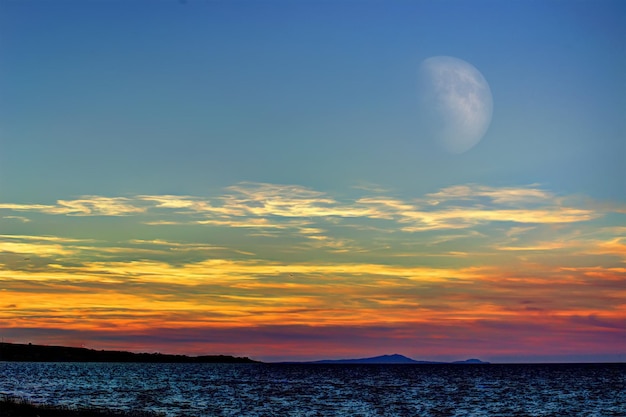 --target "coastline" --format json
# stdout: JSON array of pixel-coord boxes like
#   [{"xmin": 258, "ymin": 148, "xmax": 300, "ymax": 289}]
[{"xmin": 0, "ymin": 342, "xmax": 258, "ymax": 364}]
